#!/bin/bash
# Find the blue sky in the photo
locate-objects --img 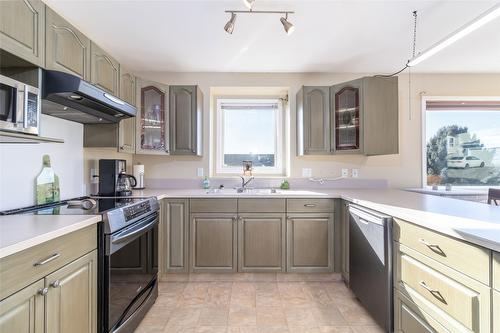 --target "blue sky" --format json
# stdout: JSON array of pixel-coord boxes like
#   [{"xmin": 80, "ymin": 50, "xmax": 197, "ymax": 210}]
[{"xmin": 426, "ymin": 110, "xmax": 500, "ymax": 148}]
